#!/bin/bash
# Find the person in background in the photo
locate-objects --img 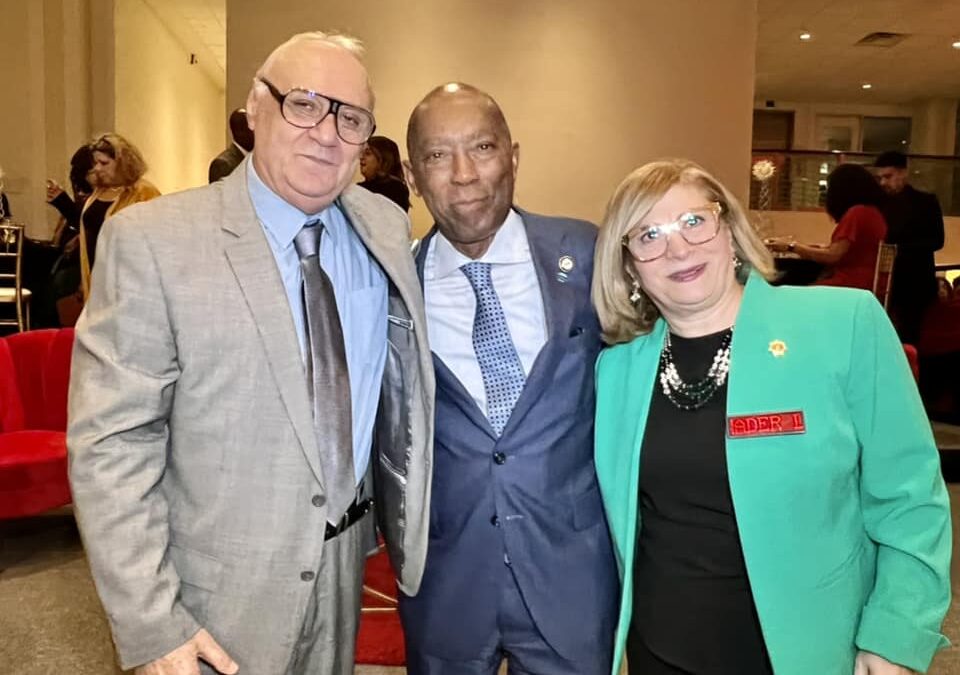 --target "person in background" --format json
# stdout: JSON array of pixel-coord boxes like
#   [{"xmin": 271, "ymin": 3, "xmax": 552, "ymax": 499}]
[
  {"xmin": 26, "ymin": 144, "xmax": 96, "ymax": 327},
  {"xmin": 358, "ymin": 135, "xmax": 410, "ymax": 211},
  {"xmin": 0, "ymin": 164, "xmax": 10, "ymax": 219},
  {"xmin": 208, "ymin": 108, "xmax": 255, "ymax": 183},
  {"xmin": 874, "ymin": 150, "xmax": 945, "ymax": 345},
  {"xmin": 936, "ymin": 277, "xmax": 953, "ymax": 302},
  {"xmin": 769, "ymin": 163, "xmax": 887, "ymax": 291},
  {"xmin": 592, "ymin": 158, "xmax": 950, "ymax": 675},
  {"xmin": 79, "ymin": 132, "xmax": 160, "ymax": 300},
  {"xmin": 46, "ymin": 144, "xmax": 96, "ymax": 250}
]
